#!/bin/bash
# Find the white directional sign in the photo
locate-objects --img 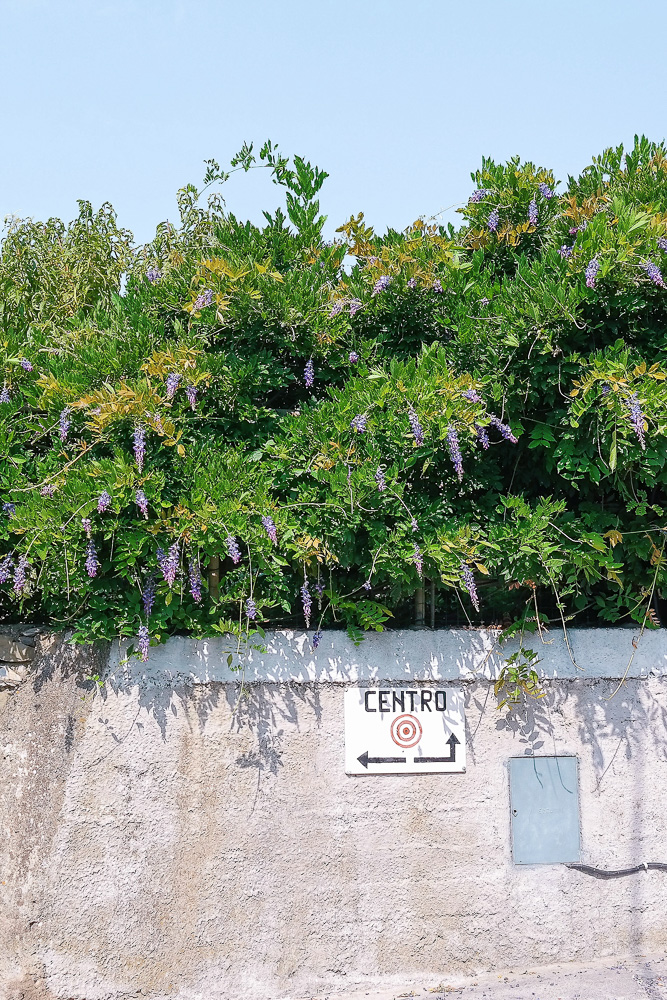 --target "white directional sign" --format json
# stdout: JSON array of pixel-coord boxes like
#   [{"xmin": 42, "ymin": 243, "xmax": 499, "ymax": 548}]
[{"xmin": 345, "ymin": 686, "xmax": 466, "ymax": 775}]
